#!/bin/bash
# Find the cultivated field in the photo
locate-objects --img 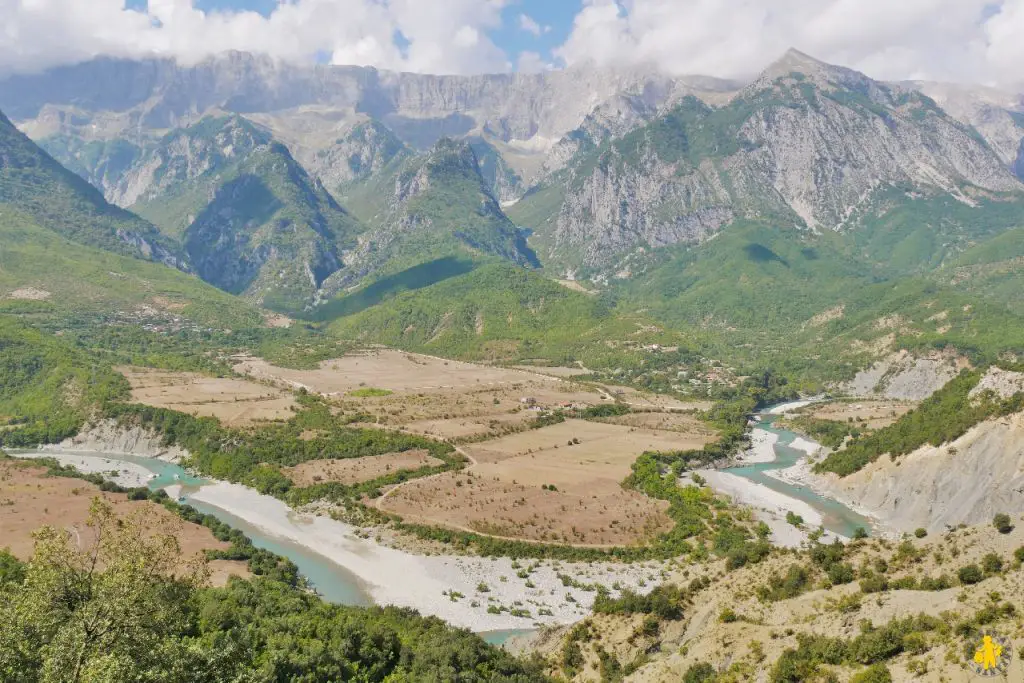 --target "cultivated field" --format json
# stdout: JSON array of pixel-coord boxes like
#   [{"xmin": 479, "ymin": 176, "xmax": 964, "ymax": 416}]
[
  {"xmin": 378, "ymin": 420, "xmax": 717, "ymax": 546},
  {"xmin": 282, "ymin": 451, "xmax": 444, "ymax": 486},
  {"xmin": 596, "ymin": 410, "xmax": 718, "ymax": 434},
  {"xmin": 800, "ymin": 399, "xmax": 916, "ymax": 429},
  {"xmin": 235, "ymin": 350, "xmax": 562, "ymax": 394},
  {"xmin": 0, "ymin": 458, "xmax": 249, "ymax": 586},
  {"xmin": 118, "ymin": 366, "xmax": 296, "ymax": 426}
]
